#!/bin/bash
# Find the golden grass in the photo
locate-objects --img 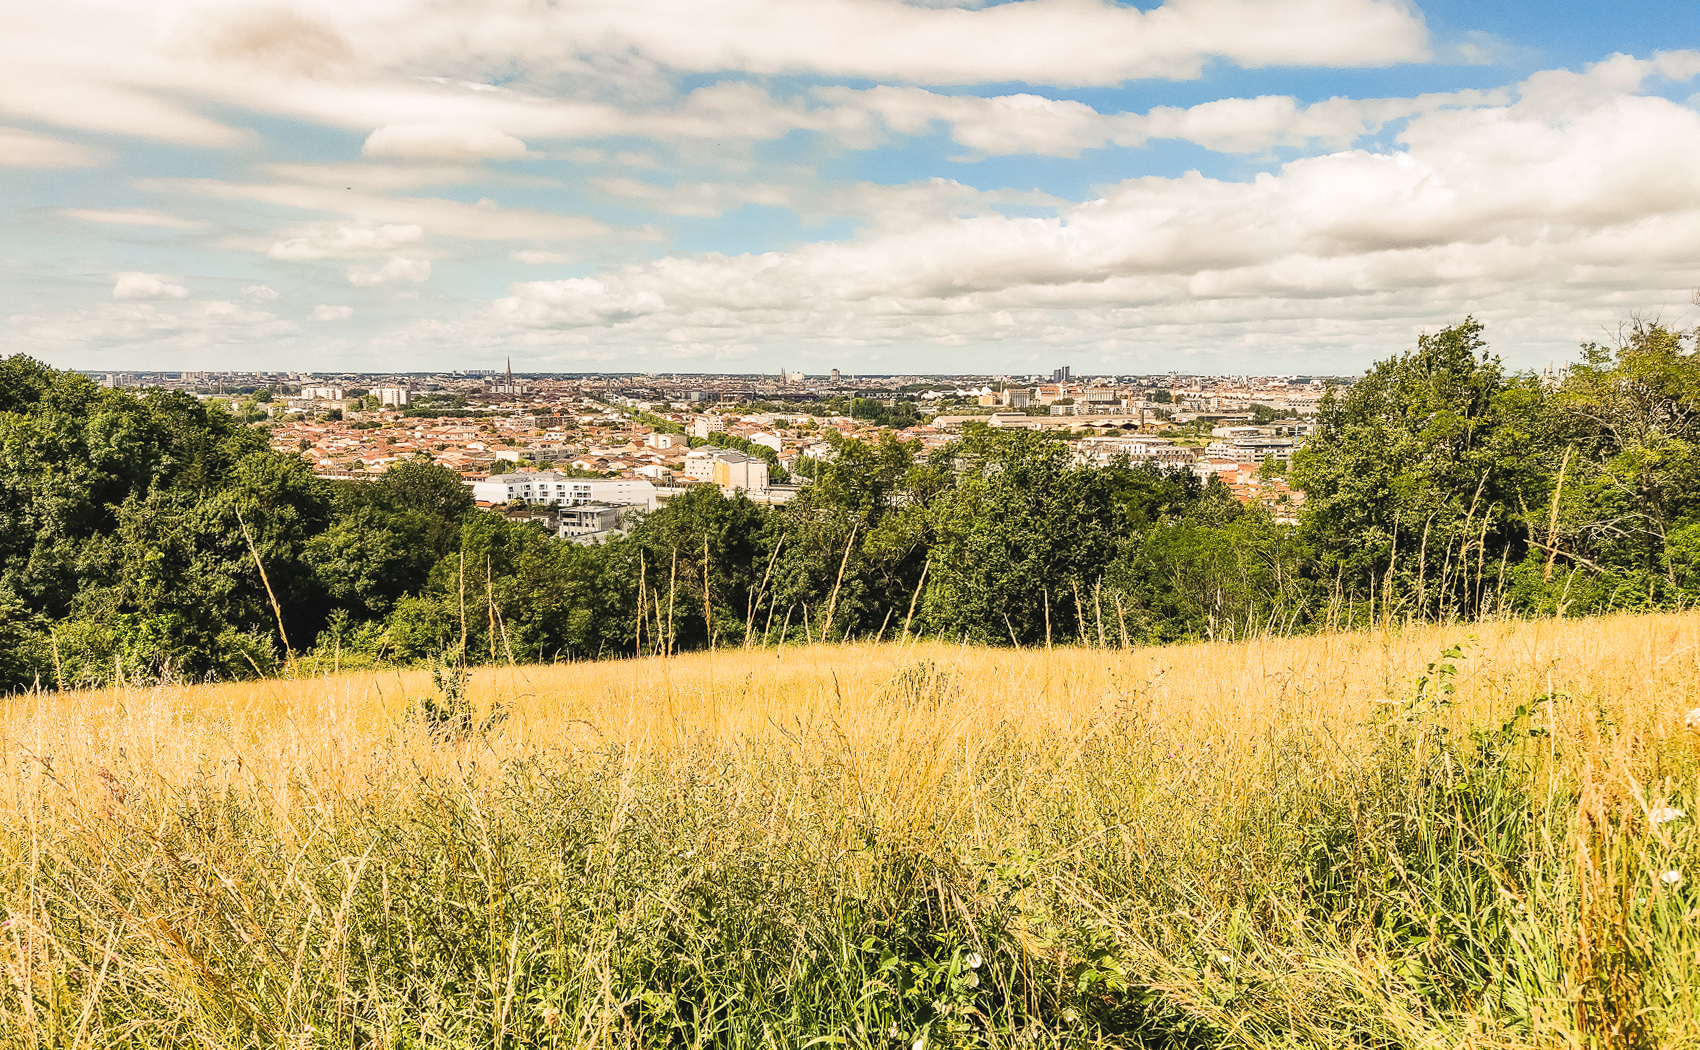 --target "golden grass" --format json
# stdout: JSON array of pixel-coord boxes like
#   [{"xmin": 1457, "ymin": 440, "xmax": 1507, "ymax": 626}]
[
  {"xmin": 8, "ymin": 610, "xmax": 1698, "ymax": 805},
  {"xmin": 5, "ymin": 611, "xmax": 1700, "ymax": 1048}
]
